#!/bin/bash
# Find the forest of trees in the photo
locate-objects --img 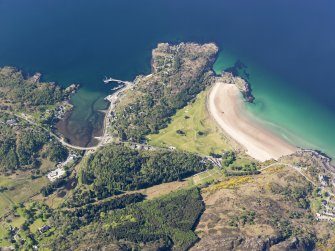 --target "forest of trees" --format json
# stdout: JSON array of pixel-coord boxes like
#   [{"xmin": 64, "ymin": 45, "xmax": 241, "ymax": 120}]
[
  {"xmin": 111, "ymin": 43, "xmax": 218, "ymax": 142},
  {"xmin": 51, "ymin": 193, "xmax": 146, "ymax": 234},
  {"xmin": 0, "ymin": 67, "xmax": 64, "ymax": 108},
  {"xmin": 81, "ymin": 144, "xmax": 211, "ymax": 194},
  {"xmin": 48, "ymin": 188, "xmax": 204, "ymax": 251},
  {"xmin": 0, "ymin": 114, "xmax": 68, "ymax": 173},
  {"xmin": 222, "ymin": 151, "xmax": 236, "ymax": 167},
  {"xmin": 0, "ymin": 67, "xmax": 69, "ymax": 173}
]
